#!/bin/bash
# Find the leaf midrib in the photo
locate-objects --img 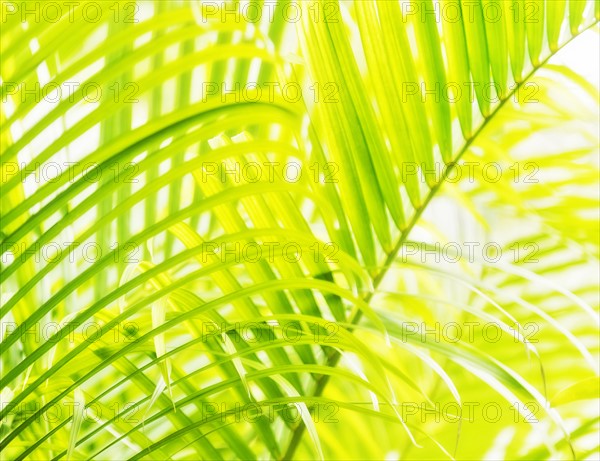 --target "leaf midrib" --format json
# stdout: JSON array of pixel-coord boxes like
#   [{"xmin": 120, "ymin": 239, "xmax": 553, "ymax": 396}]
[{"xmin": 281, "ymin": 21, "xmax": 599, "ymax": 460}]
